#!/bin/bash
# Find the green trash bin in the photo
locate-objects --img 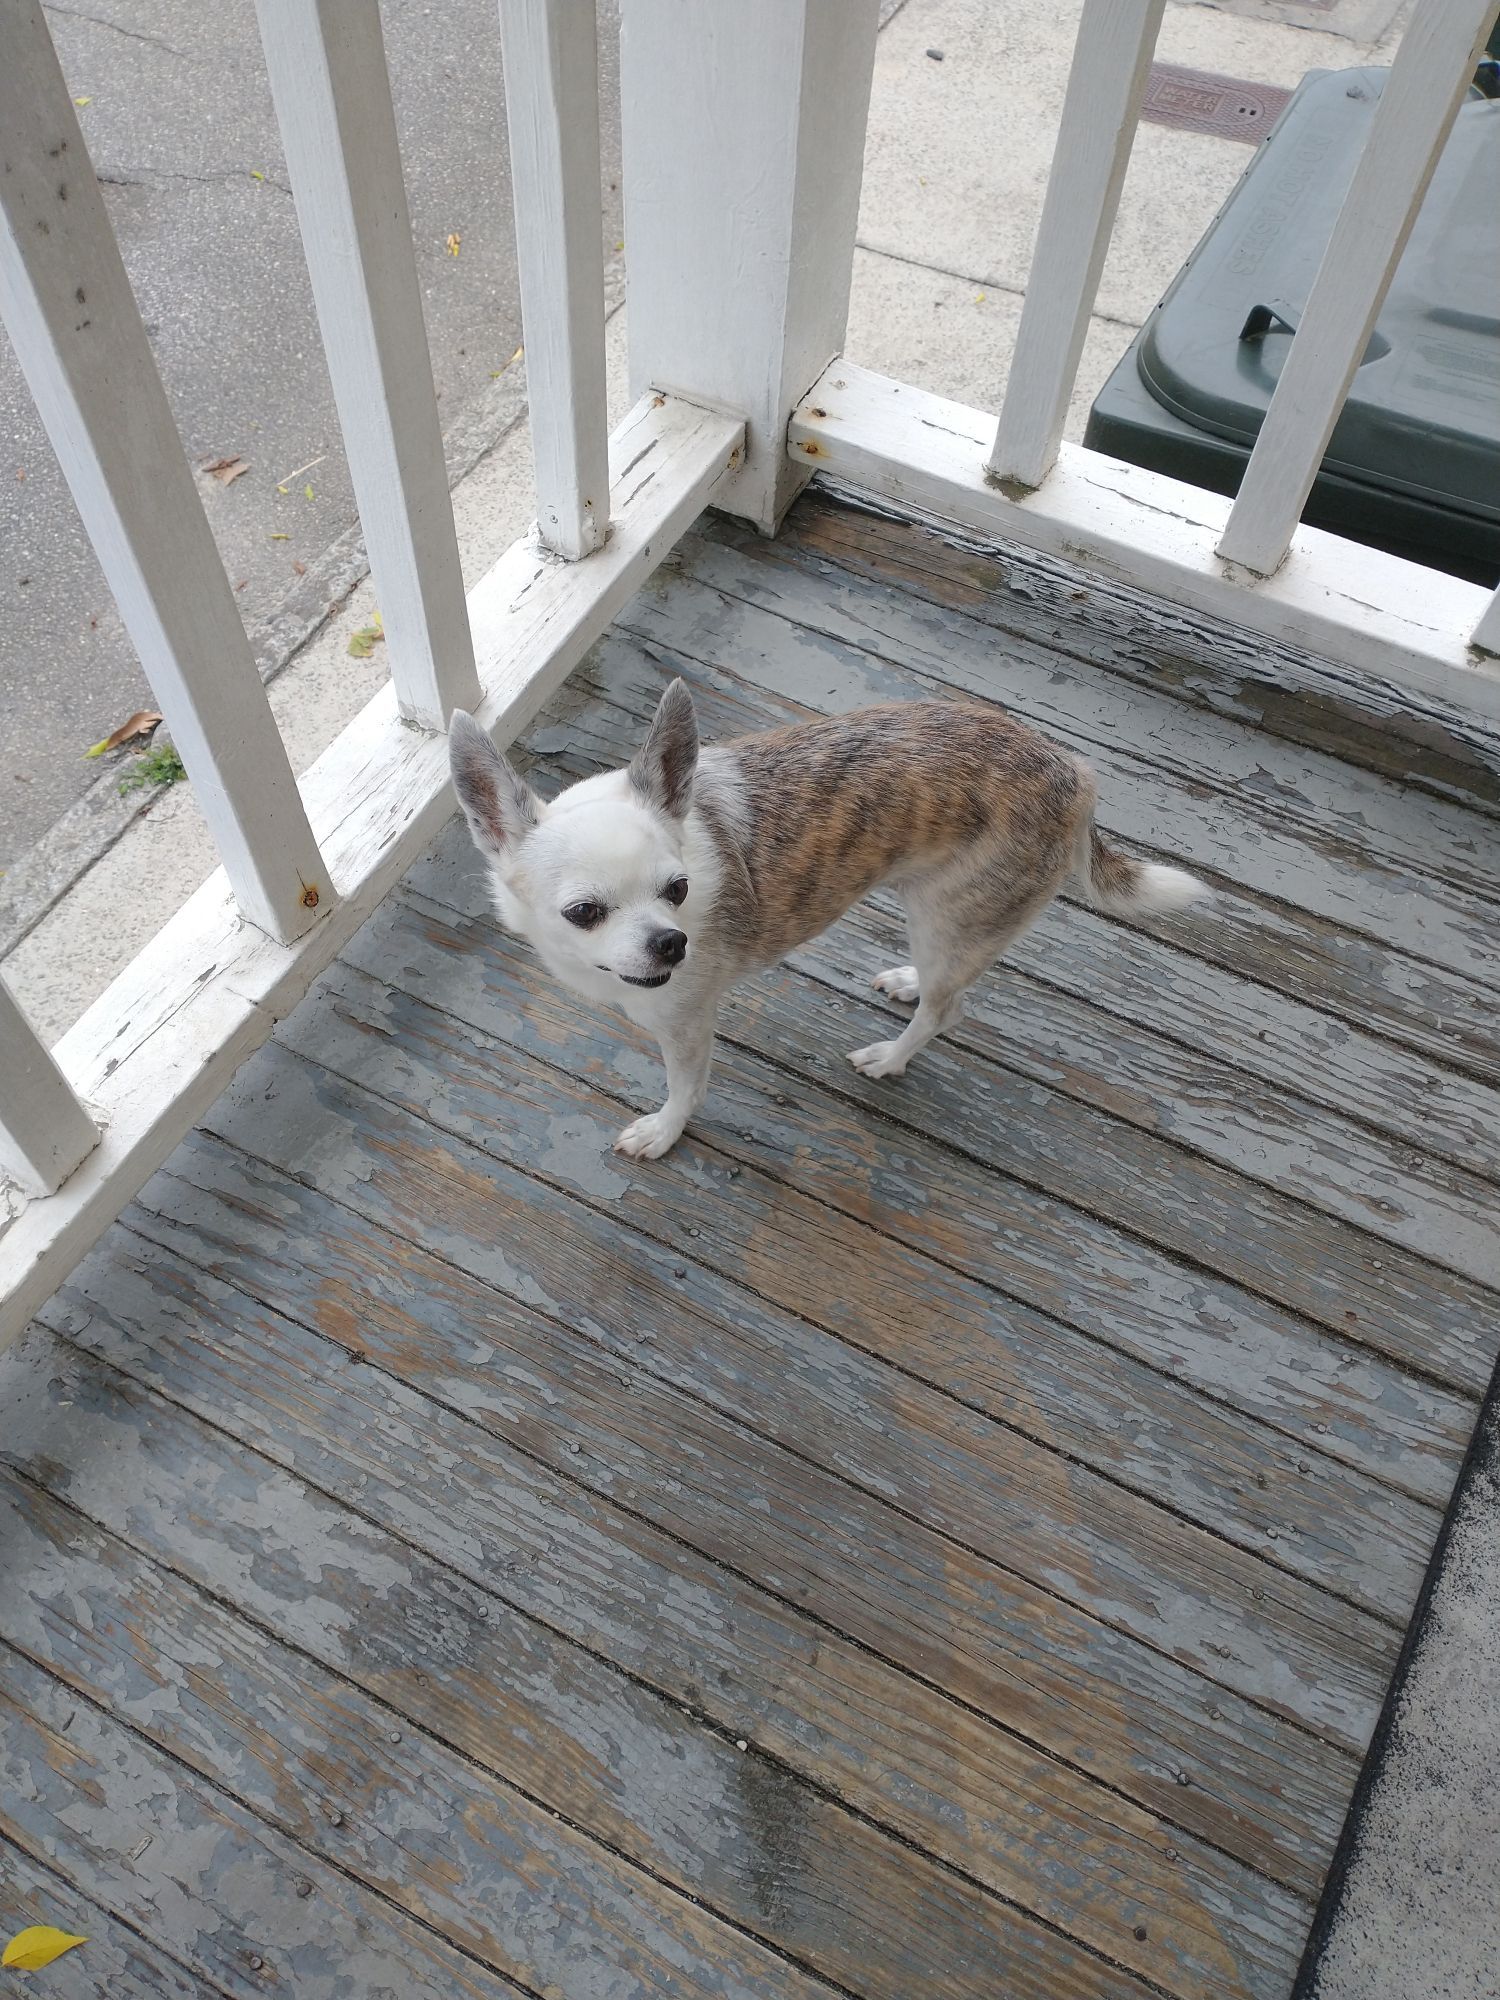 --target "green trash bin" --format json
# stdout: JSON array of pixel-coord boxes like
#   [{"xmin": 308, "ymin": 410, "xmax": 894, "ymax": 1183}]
[{"xmin": 1083, "ymin": 68, "xmax": 1500, "ymax": 586}]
